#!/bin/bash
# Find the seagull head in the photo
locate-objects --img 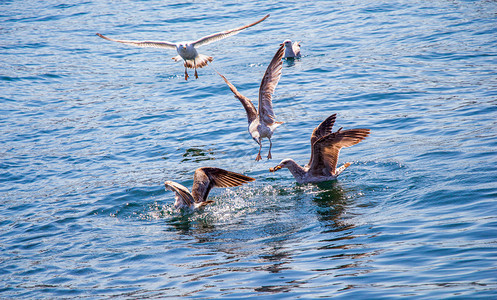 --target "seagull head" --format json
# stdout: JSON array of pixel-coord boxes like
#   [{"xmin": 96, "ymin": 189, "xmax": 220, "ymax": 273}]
[
  {"xmin": 177, "ymin": 43, "xmax": 187, "ymax": 50},
  {"xmin": 281, "ymin": 40, "xmax": 292, "ymax": 47},
  {"xmin": 269, "ymin": 159, "xmax": 292, "ymax": 172}
]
